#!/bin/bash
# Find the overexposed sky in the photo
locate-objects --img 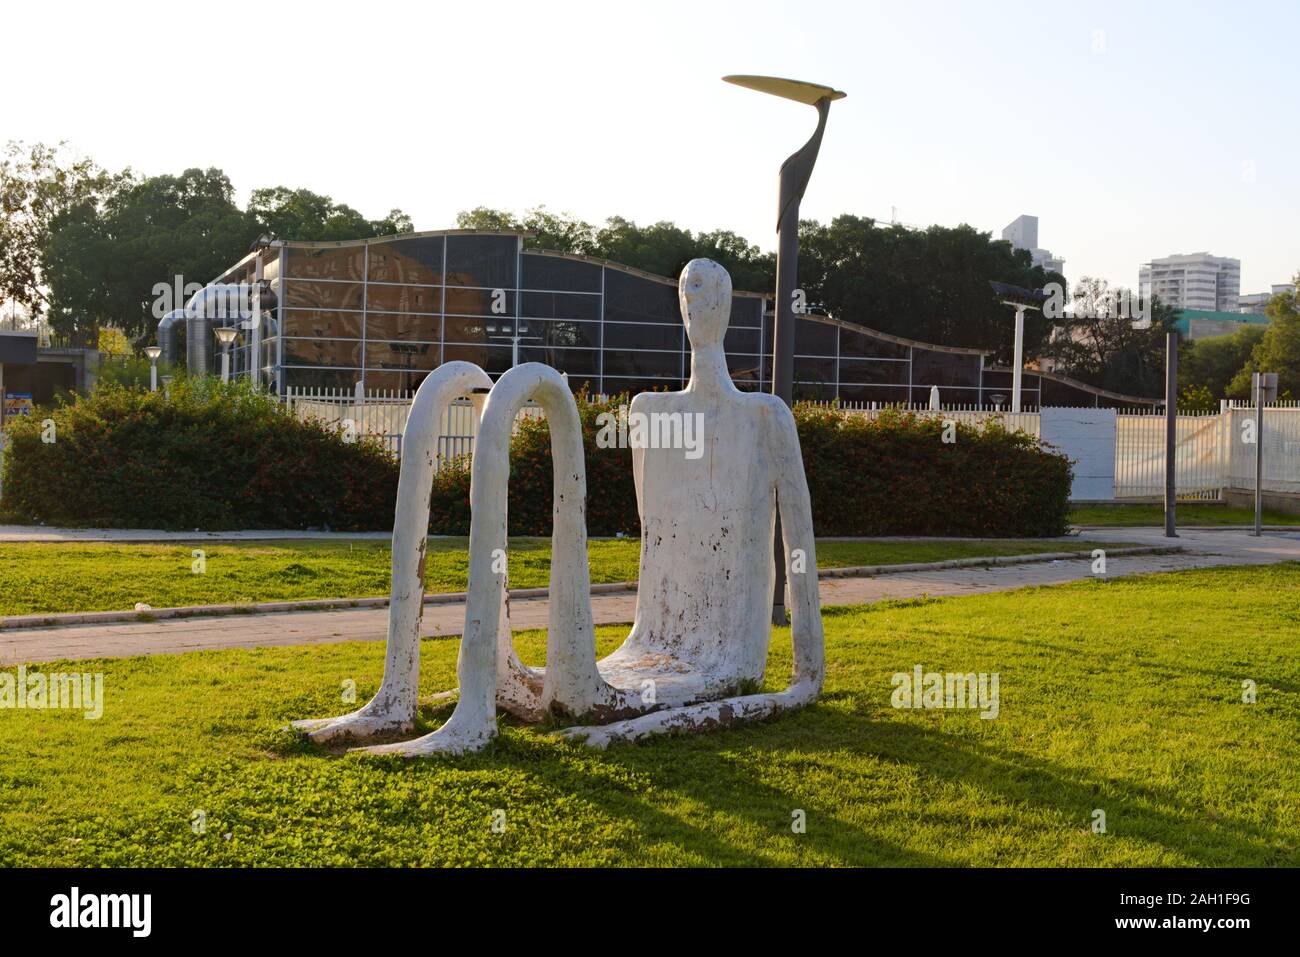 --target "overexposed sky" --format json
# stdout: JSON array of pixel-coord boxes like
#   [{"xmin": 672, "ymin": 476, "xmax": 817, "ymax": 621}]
[{"xmin": 6, "ymin": 0, "xmax": 1297, "ymax": 293}]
